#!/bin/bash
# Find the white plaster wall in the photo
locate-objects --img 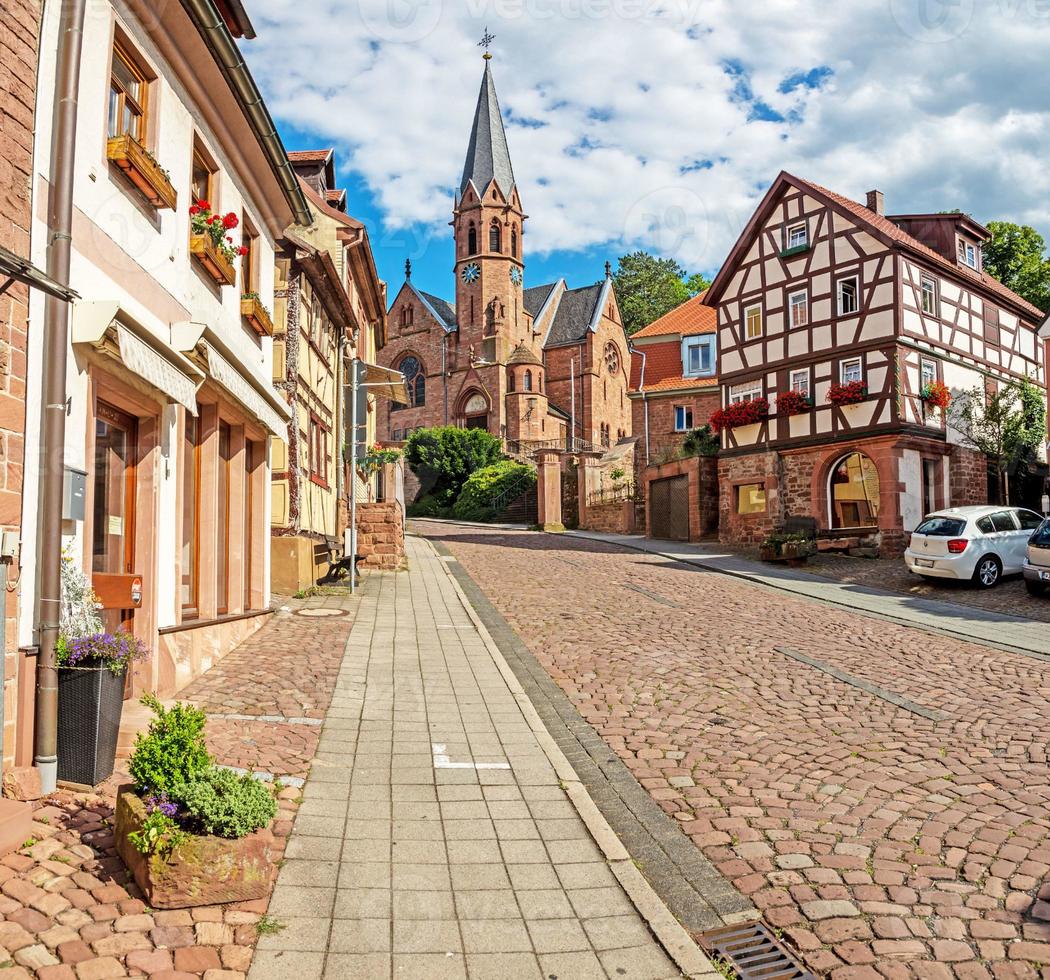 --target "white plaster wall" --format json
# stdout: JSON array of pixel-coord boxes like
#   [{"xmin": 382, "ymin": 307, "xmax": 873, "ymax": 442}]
[{"xmin": 900, "ymin": 448, "xmax": 923, "ymax": 531}]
